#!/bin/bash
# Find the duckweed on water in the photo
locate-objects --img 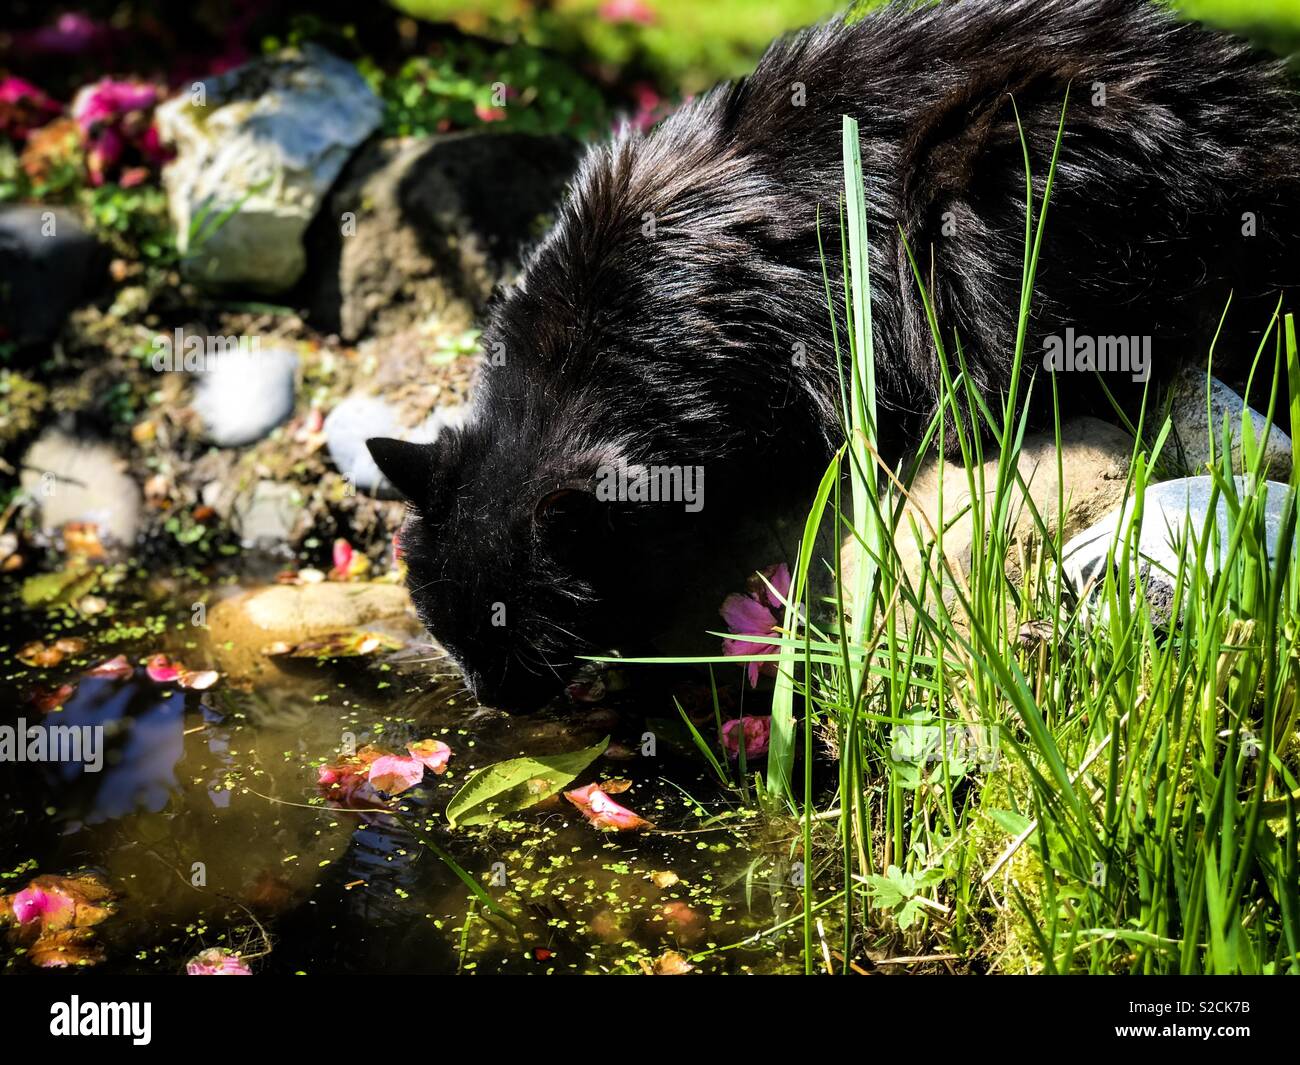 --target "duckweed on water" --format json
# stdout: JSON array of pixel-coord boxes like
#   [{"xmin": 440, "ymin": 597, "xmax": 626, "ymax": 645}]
[{"xmin": 1, "ymin": 566, "xmax": 815, "ymax": 974}]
